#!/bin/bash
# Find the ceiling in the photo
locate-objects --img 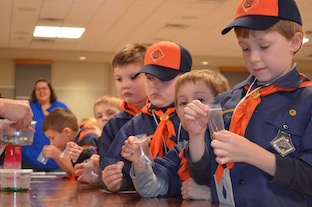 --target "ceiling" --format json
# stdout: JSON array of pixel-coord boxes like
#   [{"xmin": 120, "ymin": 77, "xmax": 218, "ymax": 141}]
[{"xmin": 1, "ymin": 0, "xmax": 312, "ymax": 68}]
